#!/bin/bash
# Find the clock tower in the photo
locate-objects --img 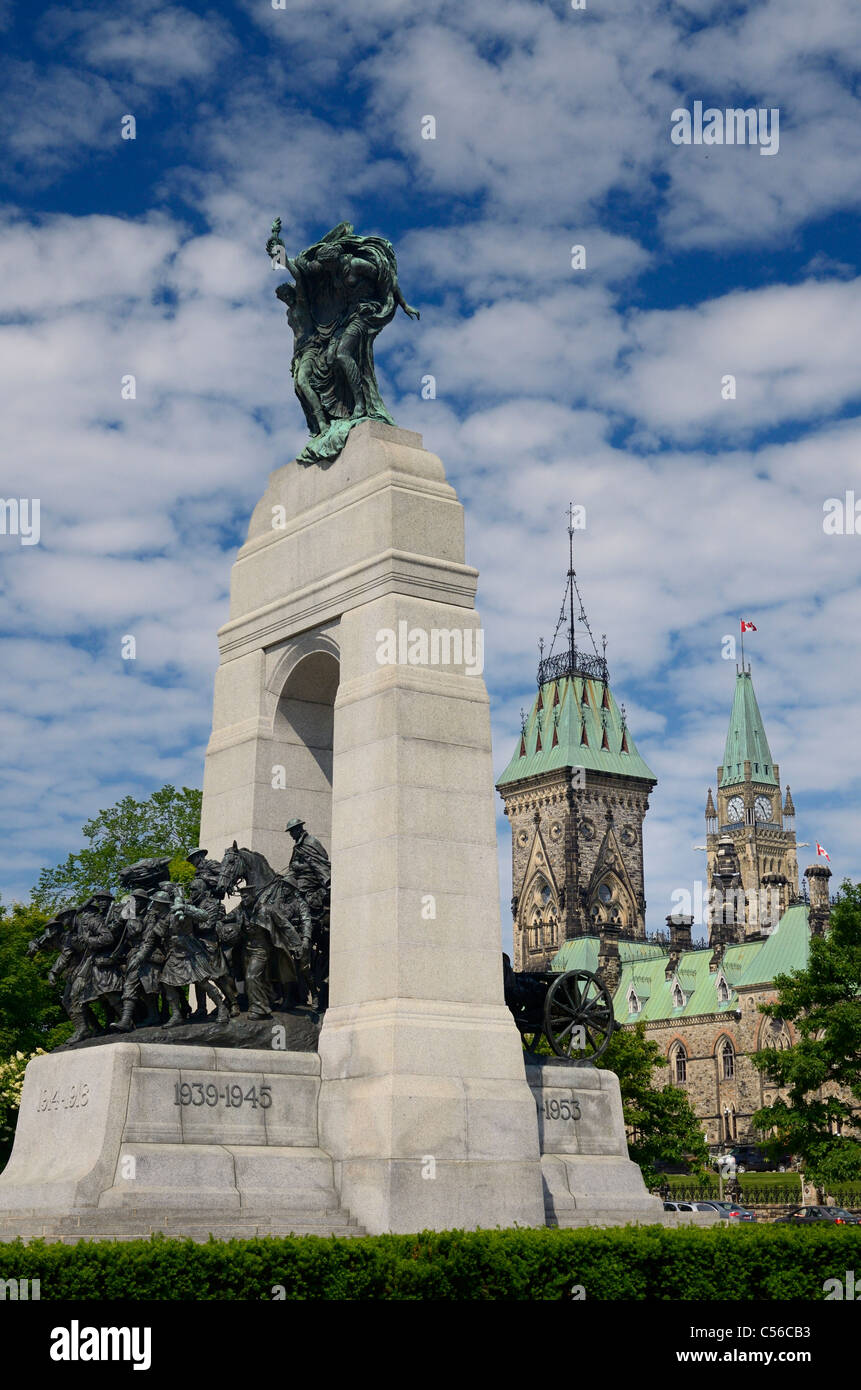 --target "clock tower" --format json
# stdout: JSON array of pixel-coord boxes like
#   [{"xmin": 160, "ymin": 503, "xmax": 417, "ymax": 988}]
[
  {"xmin": 497, "ymin": 512, "xmax": 657, "ymax": 970},
  {"xmin": 704, "ymin": 666, "xmax": 799, "ymax": 942}
]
